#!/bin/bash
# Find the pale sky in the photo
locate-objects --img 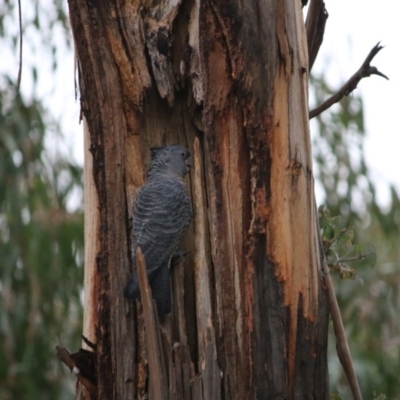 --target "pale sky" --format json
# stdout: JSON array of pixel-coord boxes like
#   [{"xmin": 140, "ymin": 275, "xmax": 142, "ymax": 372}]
[
  {"xmin": 3, "ymin": 0, "xmax": 399, "ymax": 207},
  {"xmin": 311, "ymin": 0, "xmax": 400, "ymax": 206}
]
